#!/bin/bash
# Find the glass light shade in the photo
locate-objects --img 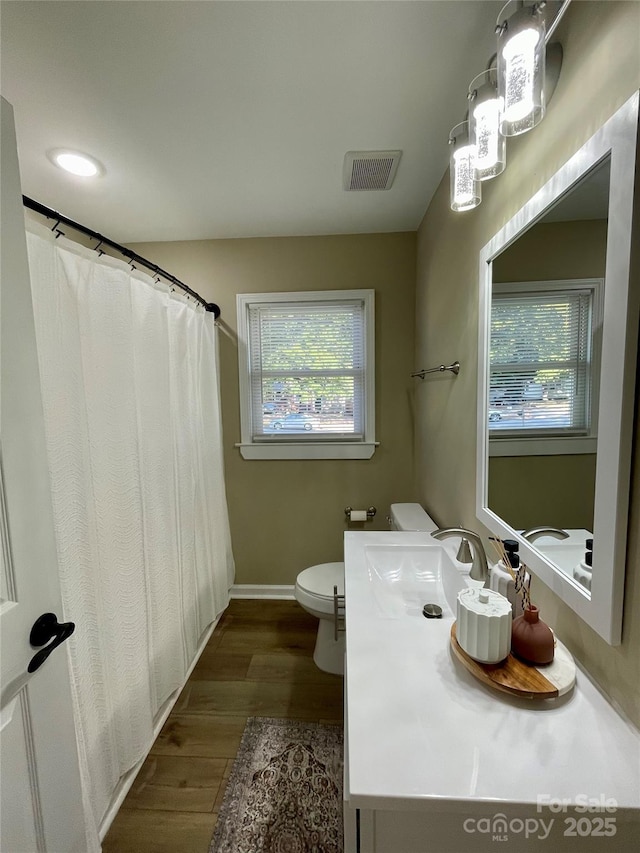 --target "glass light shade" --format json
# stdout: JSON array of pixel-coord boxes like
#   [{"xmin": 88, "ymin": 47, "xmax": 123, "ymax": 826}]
[
  {"xmin": 468, "ymin": 71, "xmax": 506, "ymax": 180},
  {"xmin": 449, "ymin": 122, "xmax": 481, "ymax": 212},
  {"xmin": 497, "ymin": 2, "xmax": 546, "ymax": 136}
]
